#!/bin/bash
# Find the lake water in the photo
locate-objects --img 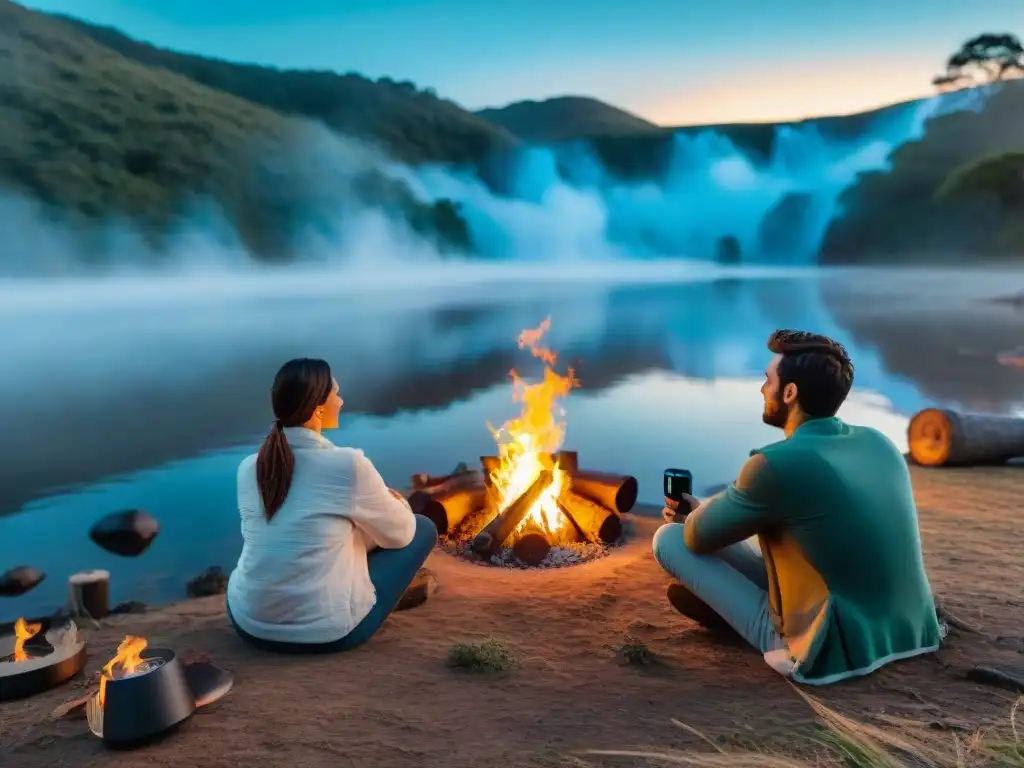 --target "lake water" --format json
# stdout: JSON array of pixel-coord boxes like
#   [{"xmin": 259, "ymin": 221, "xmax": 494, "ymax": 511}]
[{"xmin": 2, "ymin": 262, "xmax": 1023, "ymax": 620}]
